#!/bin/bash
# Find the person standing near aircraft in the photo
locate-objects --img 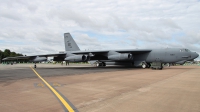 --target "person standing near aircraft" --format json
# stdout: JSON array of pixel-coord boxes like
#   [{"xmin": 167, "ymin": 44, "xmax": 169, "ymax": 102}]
[{"xmin": 65, "ymin": 61, "xmax": 69, "ymax": 66}]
